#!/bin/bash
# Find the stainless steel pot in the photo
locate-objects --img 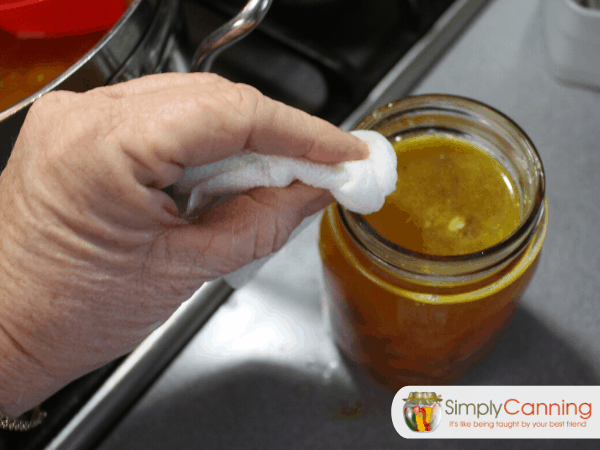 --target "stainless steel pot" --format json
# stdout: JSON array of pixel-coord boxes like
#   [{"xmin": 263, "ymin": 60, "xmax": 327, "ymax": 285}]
[
  {"xmin": 0, "ymin": 0, "xmax": 179, "ymax": 167},
  {"xmin": 0, "ymin": 0, "xmax": 272, "ymax": 170}
]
